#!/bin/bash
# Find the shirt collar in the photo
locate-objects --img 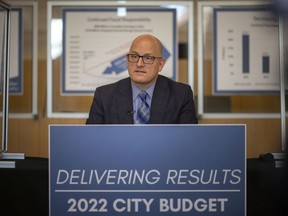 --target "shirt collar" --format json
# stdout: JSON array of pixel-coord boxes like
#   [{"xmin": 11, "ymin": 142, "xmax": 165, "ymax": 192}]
[{"xmin": 131, "ymin": 81, "xmax": 156, "ymax": 101}]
